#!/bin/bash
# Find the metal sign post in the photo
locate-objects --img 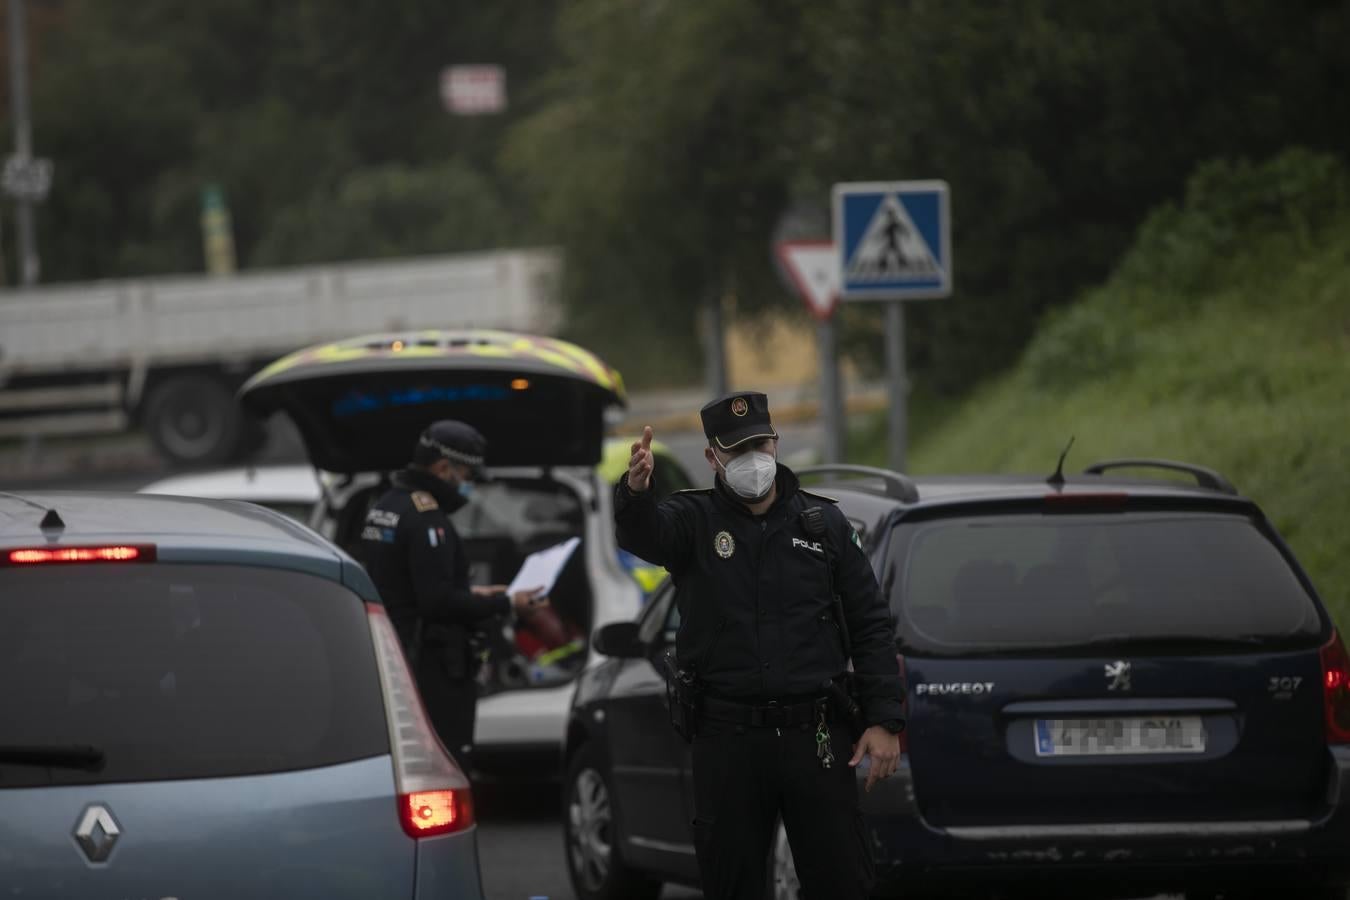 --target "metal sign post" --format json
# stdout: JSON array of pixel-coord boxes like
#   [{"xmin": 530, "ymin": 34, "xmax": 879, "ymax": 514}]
[
  {"xmin": 6, "ymin": 0, "xmax": 51, "ymax": 287},
  {"xmin": 775, "ymin": 240, "xmax": 844, "ymax": 464},
  {"xmin": 832, "ymin": 180, "xmax": 952, "ymax": 474}
]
